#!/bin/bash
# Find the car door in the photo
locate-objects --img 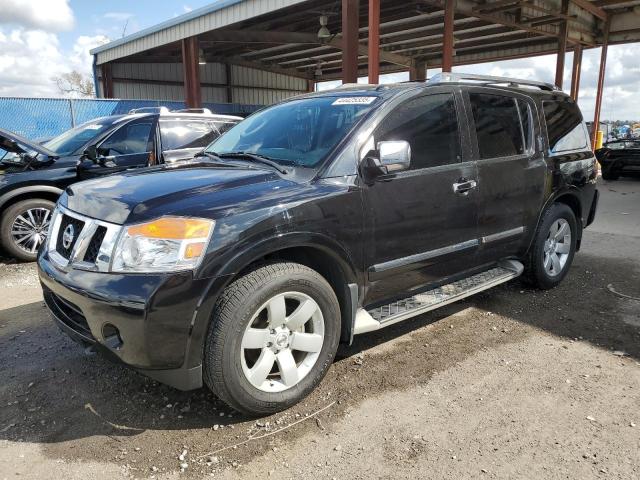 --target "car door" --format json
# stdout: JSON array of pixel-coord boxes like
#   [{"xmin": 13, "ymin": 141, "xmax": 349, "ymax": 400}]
[
  {"xmin": 361, "ymin": 90, "xmax": 481, "ymax": 306},
  {"xmin": 78, "ymin": 117, "xmax": 157, "ymax": 178},
  {"xmin": 464, "ymin": 88, "xmax": 546, "ymax": 264}
]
